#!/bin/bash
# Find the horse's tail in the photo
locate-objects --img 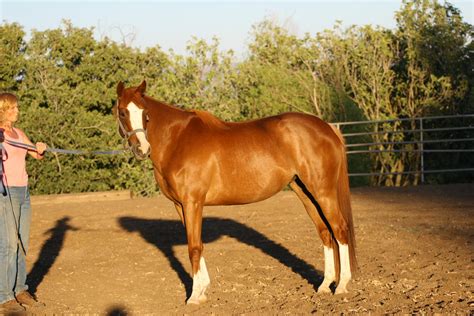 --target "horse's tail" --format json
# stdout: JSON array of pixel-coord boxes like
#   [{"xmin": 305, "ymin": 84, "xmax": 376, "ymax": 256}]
[{"xmin": 331, "ymin": 125, "xmax": 358, "ymax": 276}]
